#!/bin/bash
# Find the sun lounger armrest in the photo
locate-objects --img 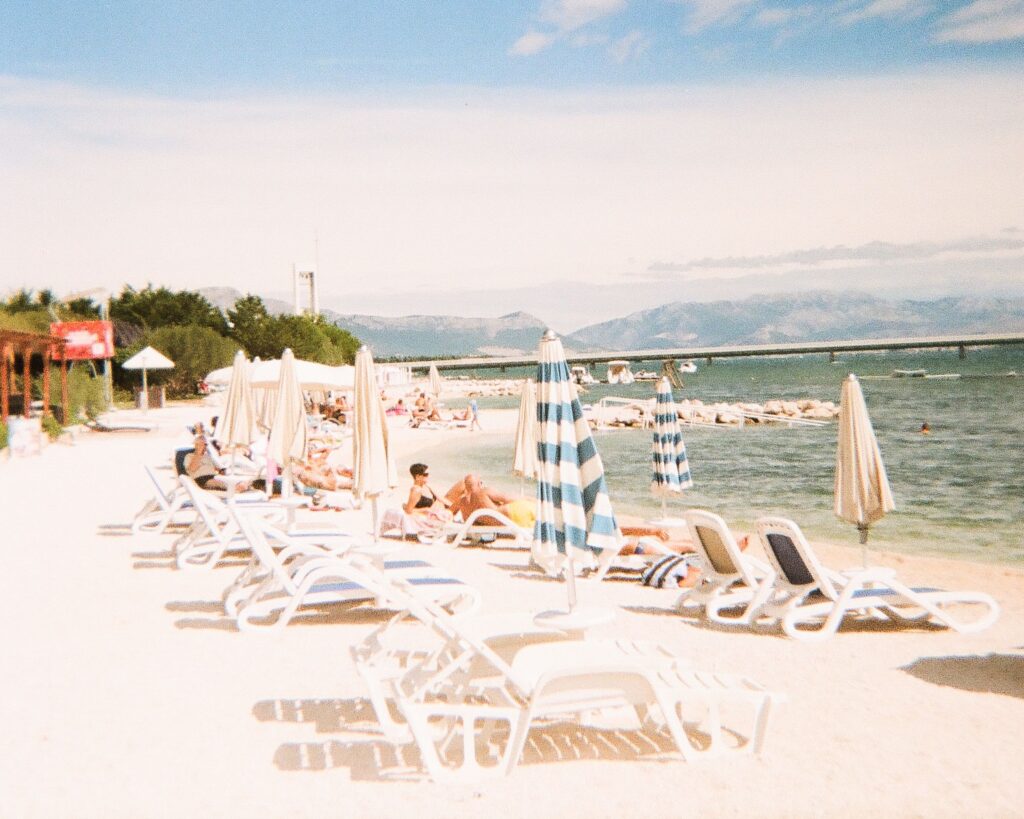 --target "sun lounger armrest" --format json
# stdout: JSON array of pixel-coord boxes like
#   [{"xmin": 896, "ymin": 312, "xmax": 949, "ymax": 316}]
[{"xmin": 839, "ymin": 567, "xmax": 897, "ymax": 583}]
